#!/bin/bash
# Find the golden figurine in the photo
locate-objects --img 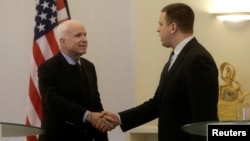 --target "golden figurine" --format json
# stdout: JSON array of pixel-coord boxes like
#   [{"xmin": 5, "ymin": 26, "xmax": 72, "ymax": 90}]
[{"xmin": 218, "ymin": 62, "xmax": 250, "ymax": 121}]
